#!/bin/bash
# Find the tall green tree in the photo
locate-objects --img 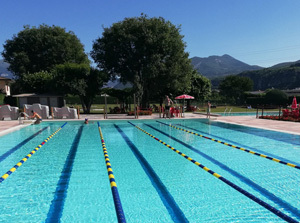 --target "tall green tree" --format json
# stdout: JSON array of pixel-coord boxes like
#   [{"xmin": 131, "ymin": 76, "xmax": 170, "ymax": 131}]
[
  {"xmin": 189, "ymin": 72, "xmax": 211, "ymax": 102},
  {"xmin": 91, "ymin": 15, "xmax": 195, "ymax": 107},
  {"xmin": 21, "ymin": 71, "xmax": 54, "ymax": 93},
  {"xmin": 2, "ymin": 24, "xmax": 89, "ymax": 78},
  {"xmin": 219, "ymin": 75, "xmax": 253, "ymax": 105},
  {"xmin": 53, "ymin": 63, "xmax": 108, "ymax": 113}
]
